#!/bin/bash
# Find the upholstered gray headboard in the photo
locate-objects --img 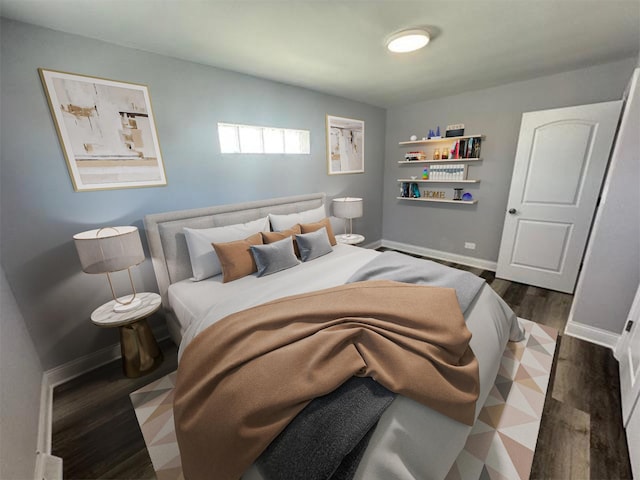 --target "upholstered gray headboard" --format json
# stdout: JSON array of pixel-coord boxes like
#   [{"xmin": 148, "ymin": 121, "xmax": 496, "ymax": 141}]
[{"xmin": 143, "ymin": 193, "xmax": 326, "ymax": 311}]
